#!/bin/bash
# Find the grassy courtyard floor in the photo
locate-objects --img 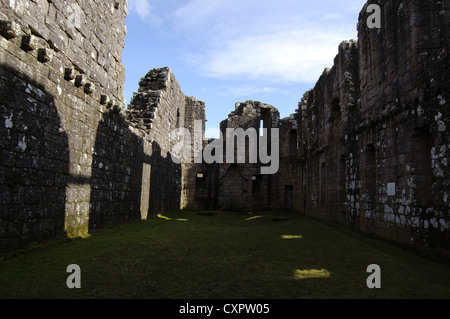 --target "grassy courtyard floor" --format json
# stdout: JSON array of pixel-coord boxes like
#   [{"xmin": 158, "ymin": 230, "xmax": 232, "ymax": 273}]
[{"xmin": 0, "ymin": 211, "xmax": 449, "ymax": 299}]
